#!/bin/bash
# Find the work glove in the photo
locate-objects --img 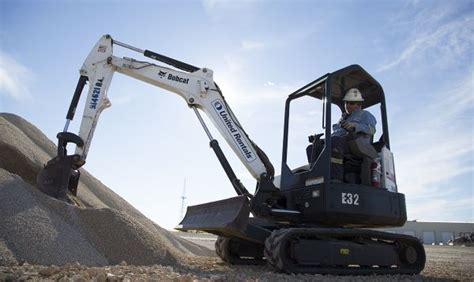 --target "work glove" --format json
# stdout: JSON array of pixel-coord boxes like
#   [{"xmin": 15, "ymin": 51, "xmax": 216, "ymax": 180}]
[{"xmin": 341, "ymin": 121, "xmax": 356, "ymax": 132}]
